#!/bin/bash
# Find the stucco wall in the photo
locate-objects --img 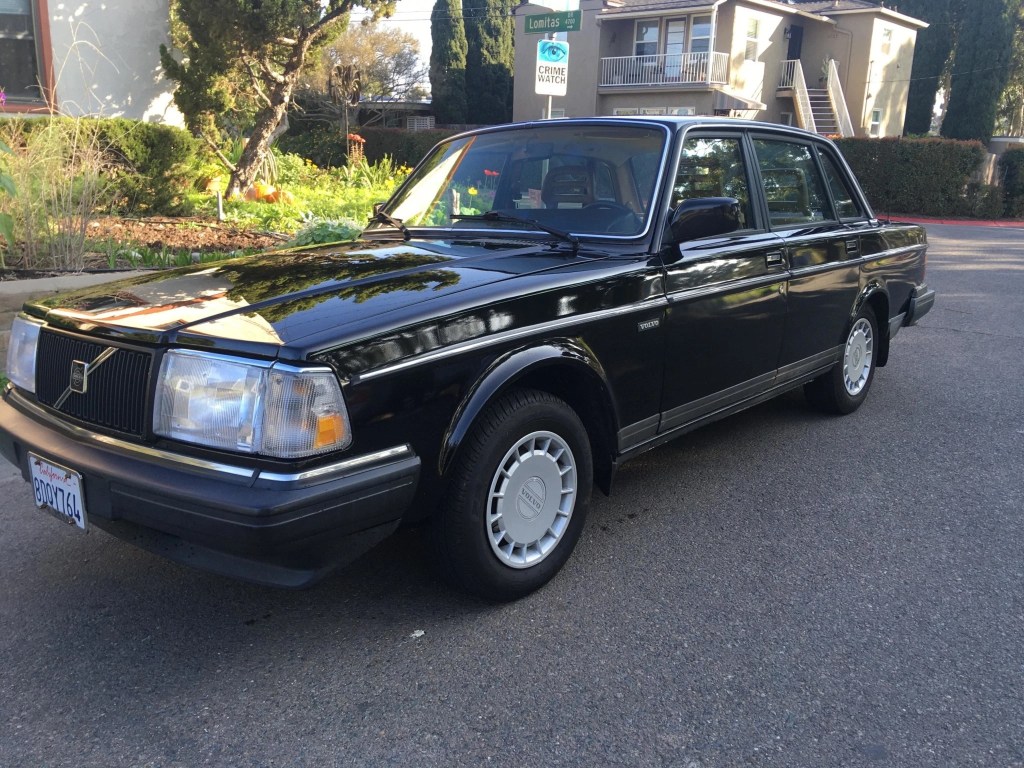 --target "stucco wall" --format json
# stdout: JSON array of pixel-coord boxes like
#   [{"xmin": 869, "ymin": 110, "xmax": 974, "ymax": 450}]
[
  {"xmin": 47, "ymin": 0, "xmax": 183, "ymax": 124},
  {"xmin": 514, "ymin": 0, "xmax": 601, "ymax": 121}
]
